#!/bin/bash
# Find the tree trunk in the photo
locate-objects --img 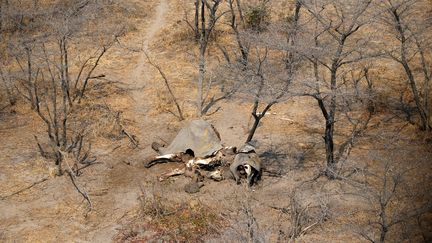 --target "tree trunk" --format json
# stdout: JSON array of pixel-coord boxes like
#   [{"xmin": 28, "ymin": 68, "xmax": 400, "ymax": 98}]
[
  {"xmin": 197, "ymin": 38, "xmax": 206, "ymax": 116},
  {"xmin": 379, "ymin": 203, "xmax": 388, "ymax": 243},
  {"xmin": 62, "ymin": 38, "xmax": 73, "ymax": 107},
  {"xmin": 59, "ymin": 38, "xmax": 68, "ymax": 148},
  {"xmin": 285, "ymin": 0, "xmax": 301, "ymax": 70},
  {"xmin": 25, "ymin": 47, "xmax": 36, "ymax": 110},
  {"xmin": 236, "ymin": 0, "xmax": 244, "ymax": 24},
  {"xmin": 324, "ymin": 116, "xmax": 335, "ymax": 177},
  {"xmin": 393, "ymin": 9, "xmax": 429, "ymax": 130},
  {"xmin": 246, "ymin": 100, "xmax": 274, "ymax": 143},
  {"xmin": 194, "ymin": 0, "xmax": 200, "ymax": 40},
  {"xmin": 197, "ymin": 0, "xmax": 206, "ymax": 117},
  {"xmin": 322, "ymin": 35, "xmax": 345, "ymax": 178},
  {"xmin": 229, "ymin": 0, "xmax": 248, "ymax": 66},
  {"xmin": 246, "ymin": 115, "xmax": 261, "ymax": 143},
  {"xmin": 315, "ymin": 94, "xmax": 336, "ymax": 178},
  {"xmin": 401, "ymin": 61, "xmax": 429, "ymax": 130}
]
